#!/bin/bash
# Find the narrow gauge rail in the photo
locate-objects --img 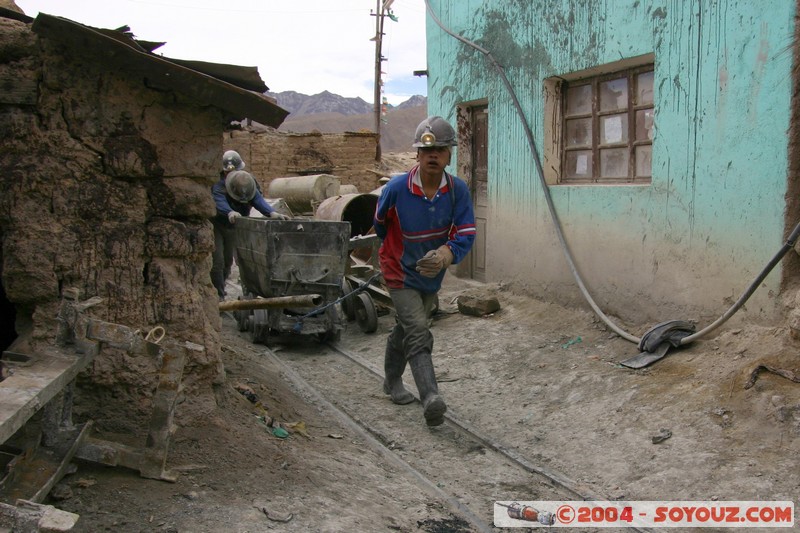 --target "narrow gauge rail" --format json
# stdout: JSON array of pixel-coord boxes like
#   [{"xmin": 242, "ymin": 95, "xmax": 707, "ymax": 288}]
[{"xmin": 267, "ymin": 339, "xmax": 651, "ymax": 533}]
